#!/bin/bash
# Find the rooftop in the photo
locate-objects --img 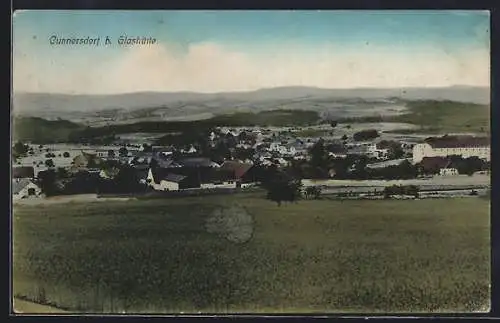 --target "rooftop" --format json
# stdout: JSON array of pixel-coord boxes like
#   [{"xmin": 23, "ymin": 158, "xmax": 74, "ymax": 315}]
[
  {"xmin": 13, "ymin": 166, "xmax": 35, "ymax": 179},
  {"xmin": 424, "ymin": 136, "xmax": 490, "ymax": 148},
  {"xmin": 12, "ymin": 178, "xmax": 34, "ymax": 194},
  {"xmin": 163, "ymin": 173, "xmax": 188, "ymax": 183}
]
